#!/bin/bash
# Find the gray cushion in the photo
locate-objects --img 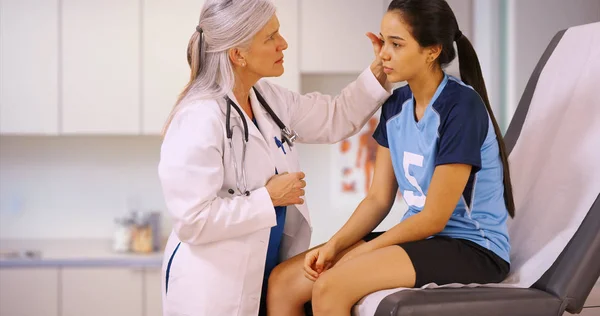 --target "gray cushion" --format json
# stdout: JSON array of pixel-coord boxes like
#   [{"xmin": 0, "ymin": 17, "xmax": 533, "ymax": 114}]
[{"xmin": 374, "ymin": 288, "xmax": 562, "ymax": 316}]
